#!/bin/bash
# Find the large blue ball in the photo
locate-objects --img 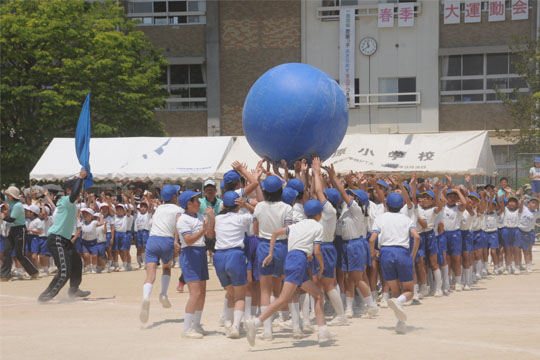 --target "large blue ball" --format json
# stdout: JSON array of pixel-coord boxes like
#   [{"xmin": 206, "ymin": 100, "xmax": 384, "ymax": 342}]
[{"xmin": 242, "ymin": 63, "xmax": 349, "ymax": 164}]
